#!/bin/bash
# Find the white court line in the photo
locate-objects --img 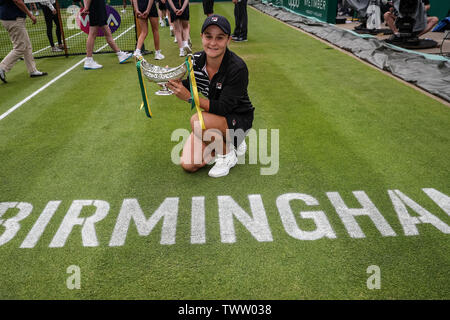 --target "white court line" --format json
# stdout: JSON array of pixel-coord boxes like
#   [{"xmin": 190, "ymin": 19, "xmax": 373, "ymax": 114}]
[
  {"xmin": 32, "ymin": 31, "xmax": 84, "ymax": 55},
  {"xmin": 0, "ymin": 24, "xmax": 135, "ymax": 121}
]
